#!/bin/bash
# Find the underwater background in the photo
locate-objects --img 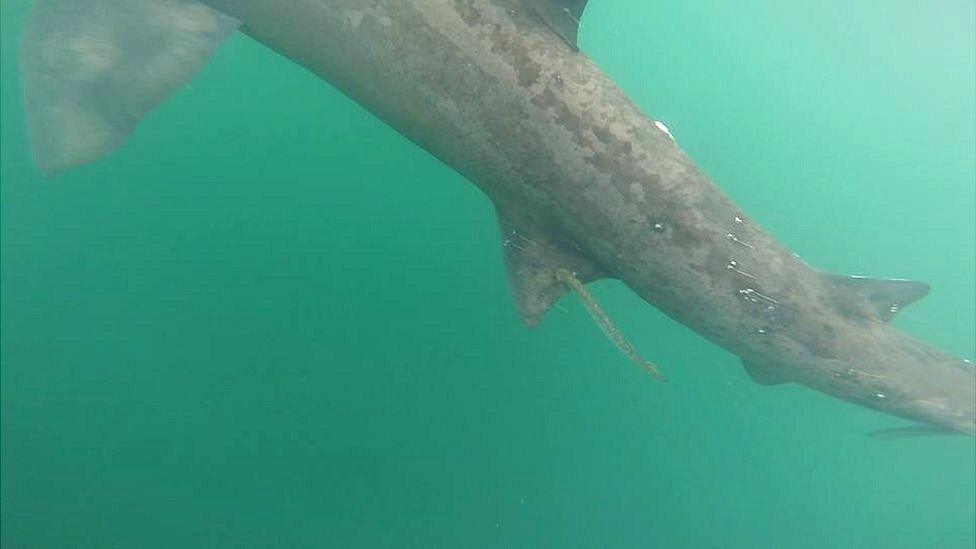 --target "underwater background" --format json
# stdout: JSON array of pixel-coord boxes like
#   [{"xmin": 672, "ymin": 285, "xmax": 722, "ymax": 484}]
[{"xmin": 2, "ymin": 1, "xmax": 974, "ymax": 547}]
